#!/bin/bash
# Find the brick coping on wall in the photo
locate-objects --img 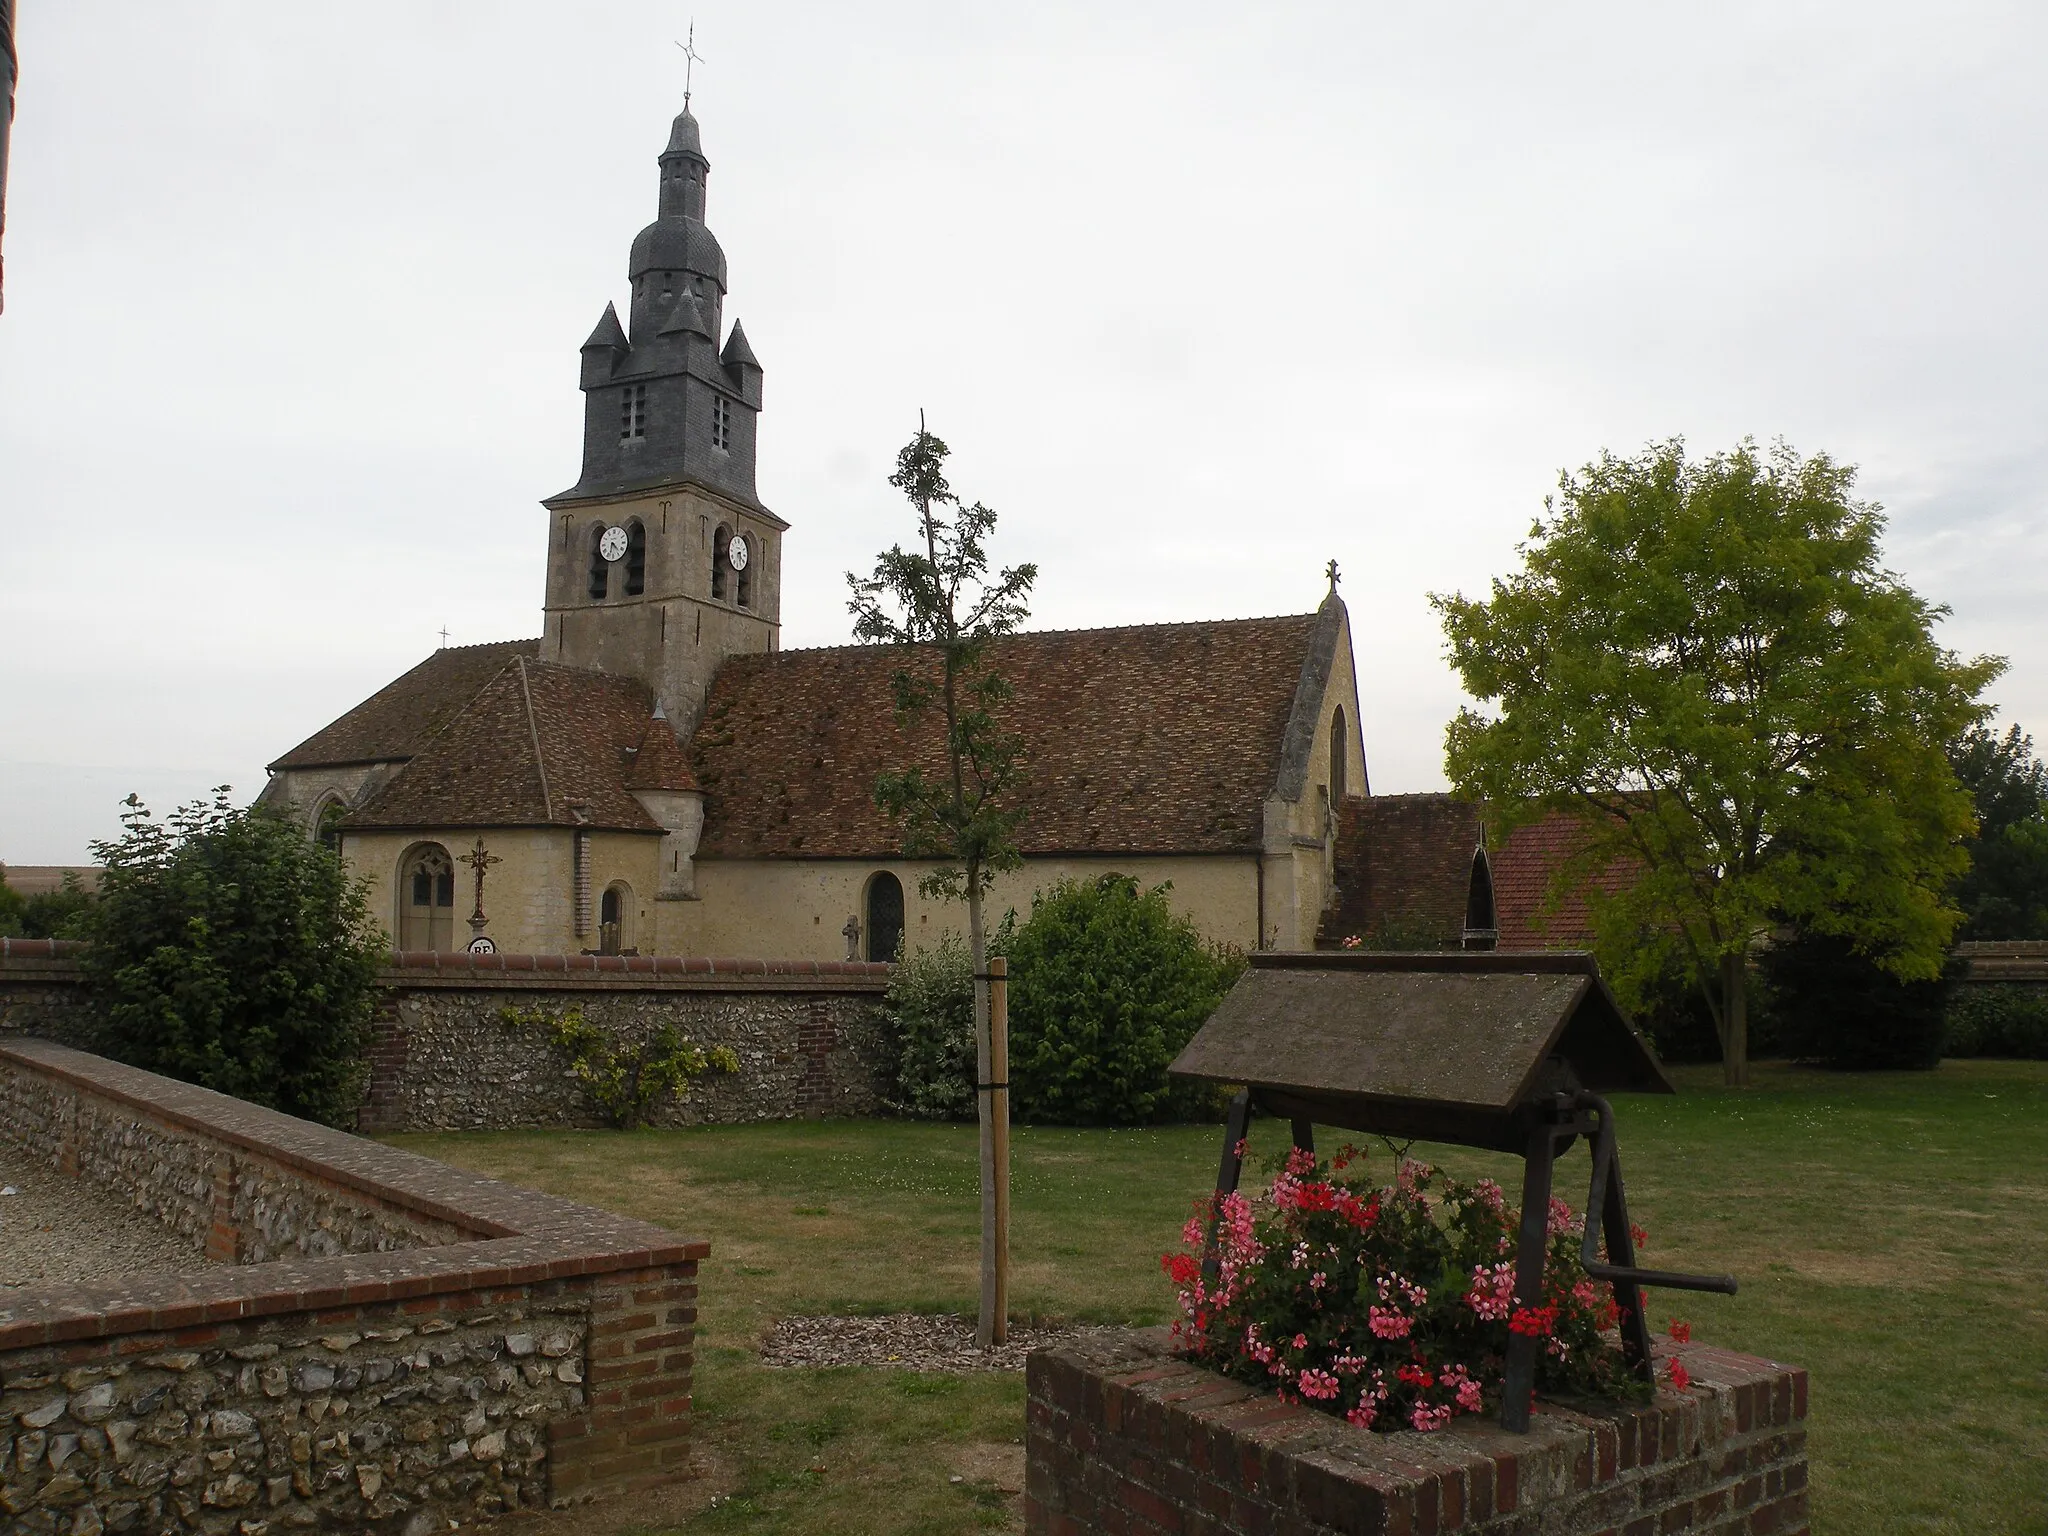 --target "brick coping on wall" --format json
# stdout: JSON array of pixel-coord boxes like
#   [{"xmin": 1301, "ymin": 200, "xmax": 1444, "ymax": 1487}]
[
  {"xmin": 0, "ymin": 936, "xmax": 891, "ymax": 989},
  {"xmin": 1026, "ymin": 1327, "xmax": 1810, "ymax": 1536},
  {"xmin": 0, "ymin": 1037, "xmax": 709, "ymax": 1351}
]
